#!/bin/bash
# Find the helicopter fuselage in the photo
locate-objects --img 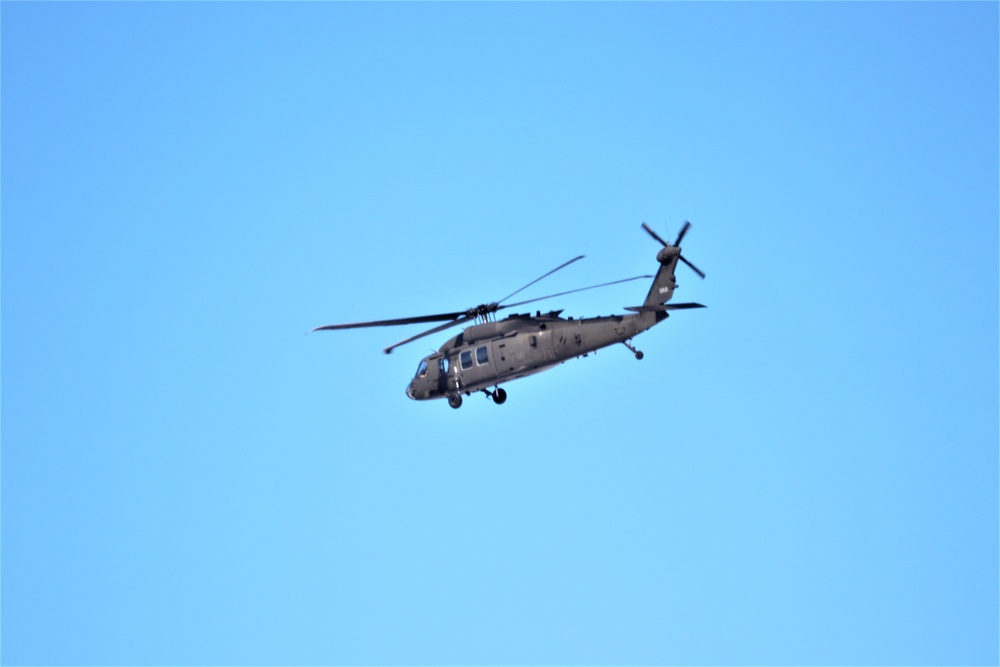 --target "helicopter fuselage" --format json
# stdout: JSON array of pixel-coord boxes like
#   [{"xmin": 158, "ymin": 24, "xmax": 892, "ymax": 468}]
[
  {"xmin": 405, "ymin": 309, "xmax": 664, "ymax": 403},
  {"xmin": 314, "ymin": 222, "xmax": 705, "ymax": 409}
]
